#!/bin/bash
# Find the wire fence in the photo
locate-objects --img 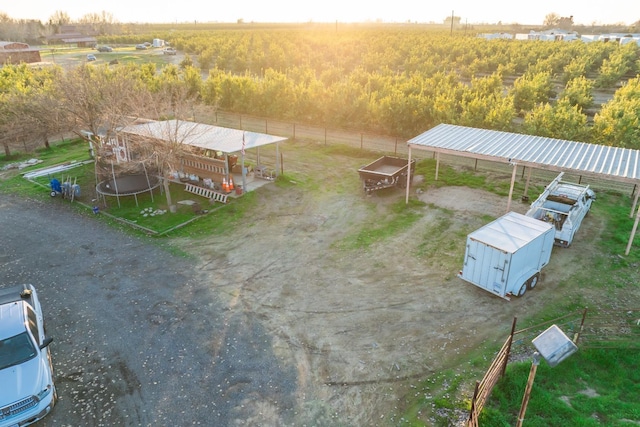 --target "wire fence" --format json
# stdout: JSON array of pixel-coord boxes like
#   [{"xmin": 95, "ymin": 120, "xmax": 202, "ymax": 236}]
[{"xmin": 194, "ymin": 109, "xmax": 638, "ymax": 198}]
